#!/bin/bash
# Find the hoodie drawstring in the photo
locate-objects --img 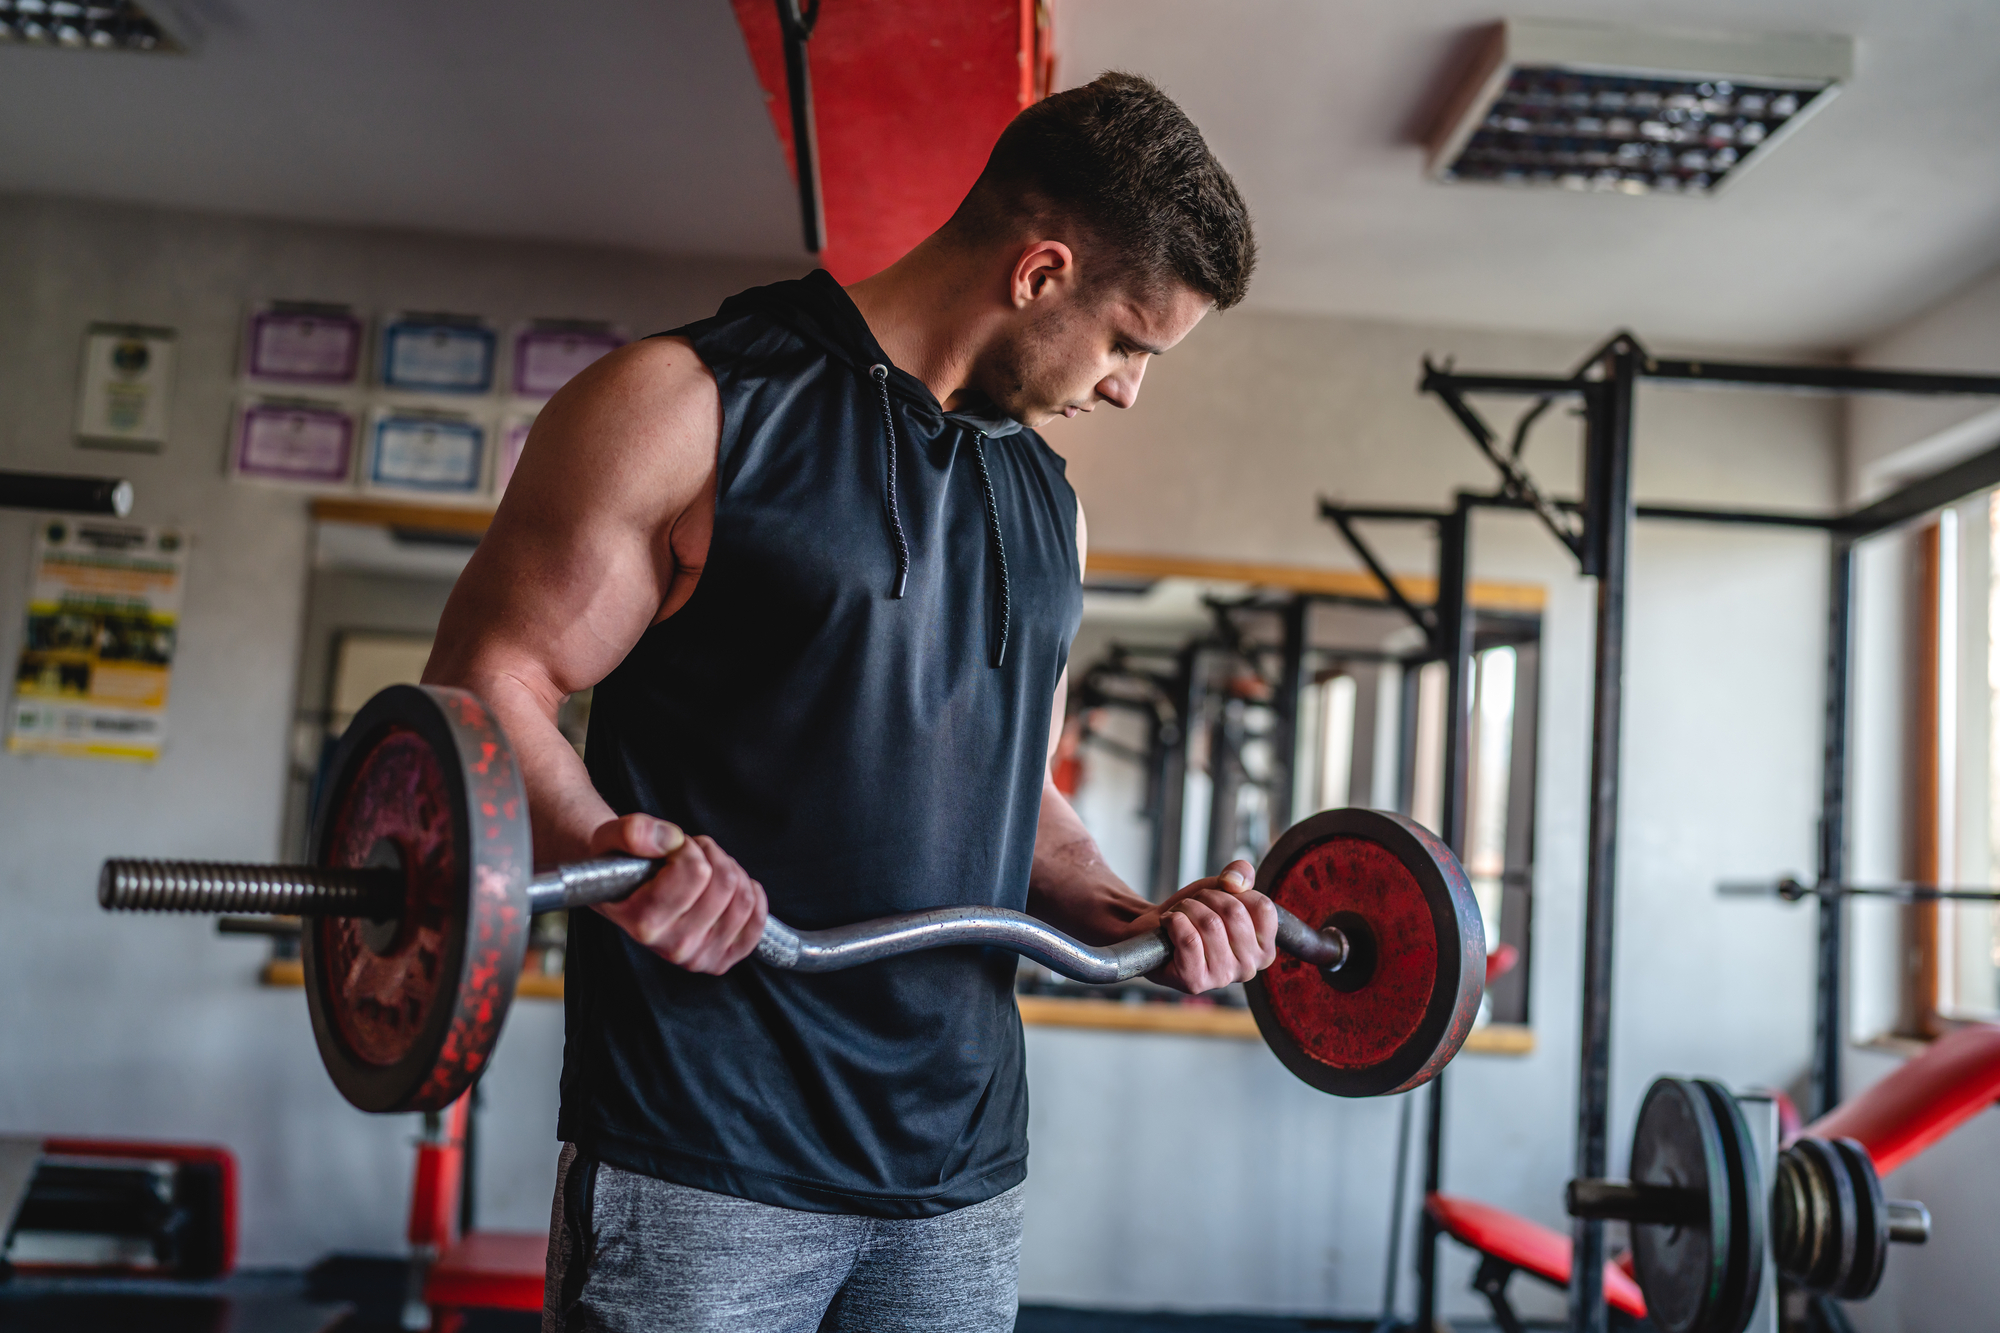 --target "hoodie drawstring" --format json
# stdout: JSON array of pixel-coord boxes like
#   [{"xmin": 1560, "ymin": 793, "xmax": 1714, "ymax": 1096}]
[
  {"xmin": 868, "ymin": 363, "xmax": 1011, "ymax": 669},
  {"xmin": 968, "ymin": 431, "xmax": 1011, "ymax": 670},
  {"xmin": 870, "ymin": 364, "xmax": 911, "ymax": 600}
]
